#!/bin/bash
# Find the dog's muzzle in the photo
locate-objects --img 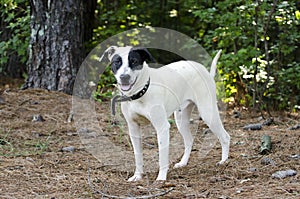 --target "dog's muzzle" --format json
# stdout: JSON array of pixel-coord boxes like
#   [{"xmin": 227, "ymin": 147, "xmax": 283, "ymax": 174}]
[{"xmin": 119, "ymin": 74, "xmax": 136, "ymax": 91}]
